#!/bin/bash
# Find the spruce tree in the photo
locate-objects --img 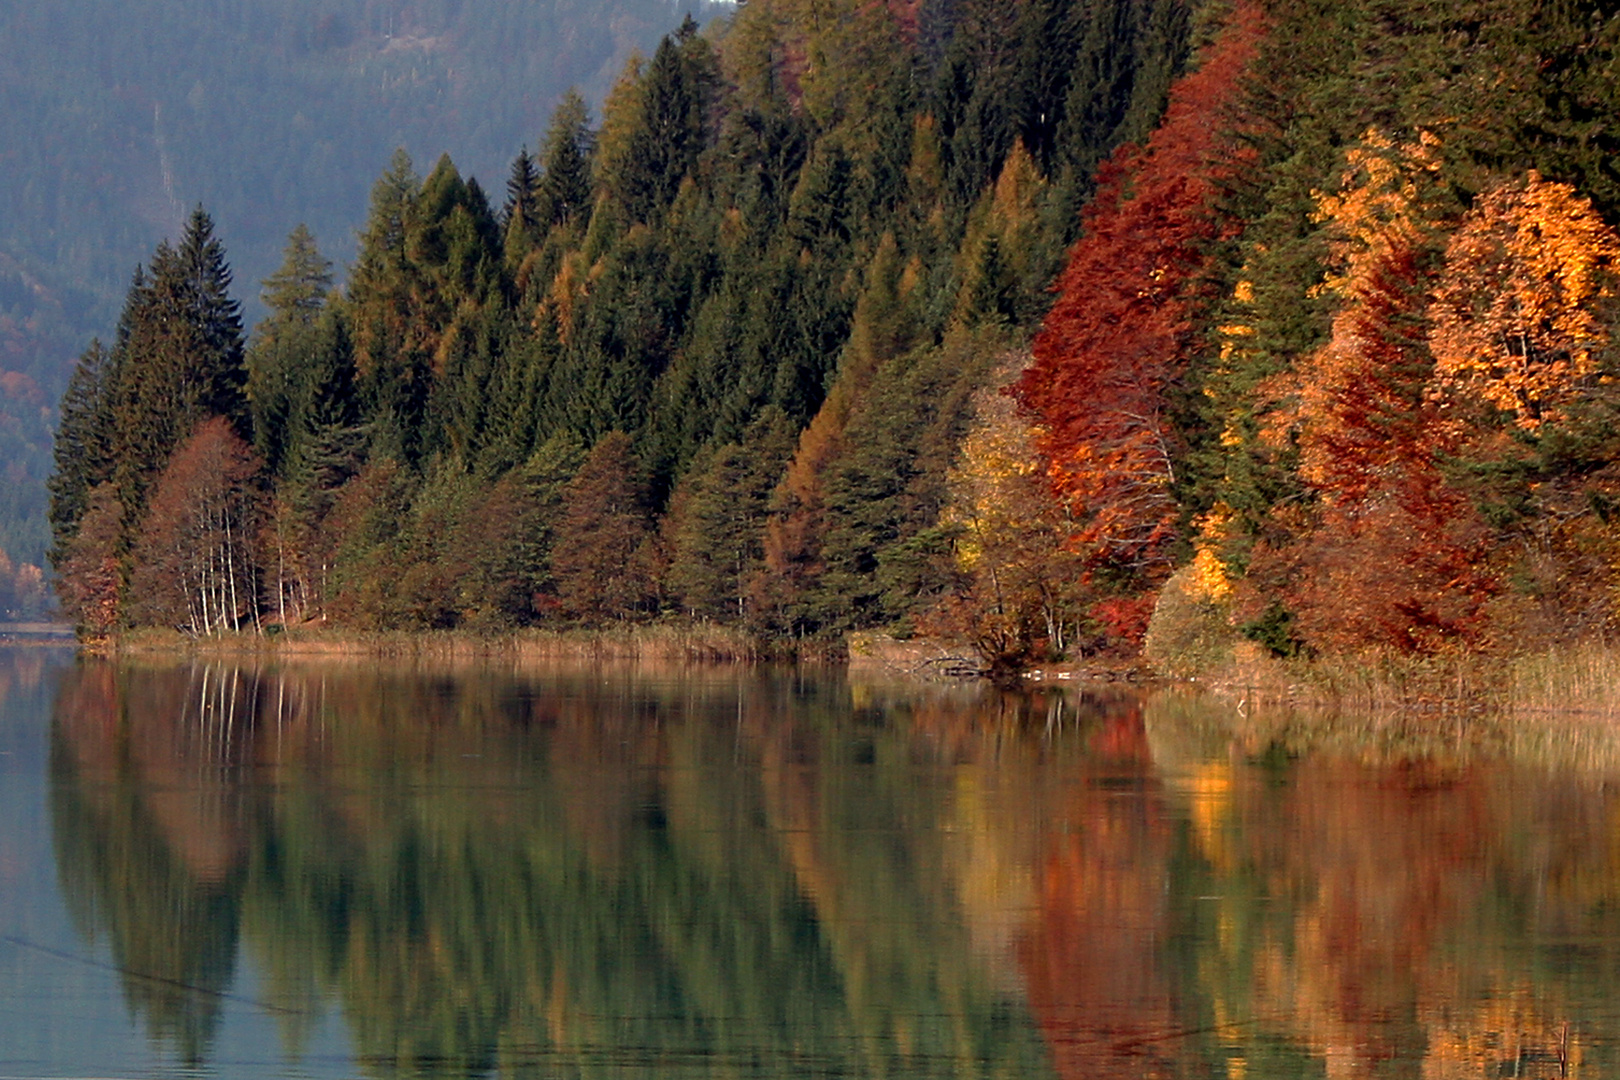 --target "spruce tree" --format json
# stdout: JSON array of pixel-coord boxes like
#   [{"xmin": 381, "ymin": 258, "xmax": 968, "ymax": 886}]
[
  {"xmin": 502, "ymin": 147, "xmax": 541, "ymax": 251},
  {"xmin": 104, "ymin": 207, "xmax": 246, "ymax": 518},
  {"xmin": 537, "ymin": 89, "xmax": 594, "ymax": 228},
  {"xmin": 171, "ymin": 207, "xmax": 248, "ymax": 428},
  {"xmin": 614, "ymin": 21, "xmax": 718, "ymax": 223},
  {"xmin": 47, "ymin": 340, "xmax": 112, "ymax": 566}
]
